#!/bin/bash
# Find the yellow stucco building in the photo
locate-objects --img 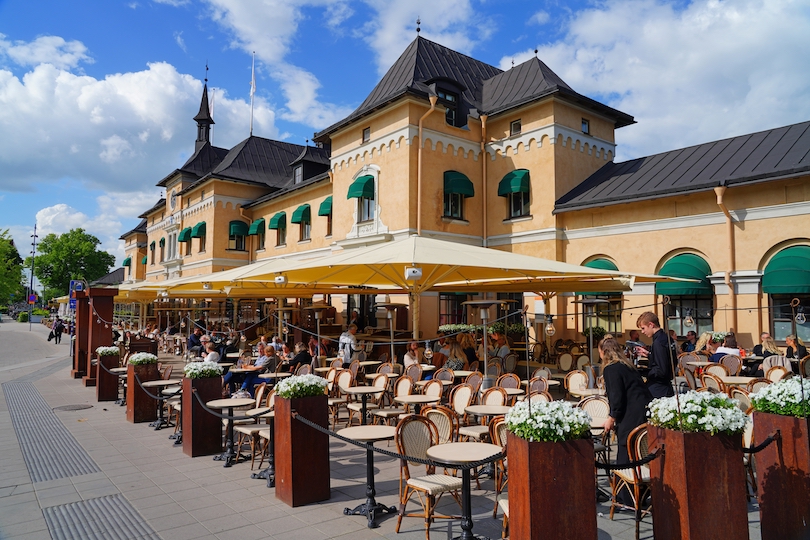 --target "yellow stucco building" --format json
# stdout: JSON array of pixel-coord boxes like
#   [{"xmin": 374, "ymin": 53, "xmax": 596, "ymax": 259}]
[{"xmin": 121, "ymin": 36, "xmax": 810, "ymax": 348}]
